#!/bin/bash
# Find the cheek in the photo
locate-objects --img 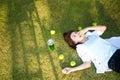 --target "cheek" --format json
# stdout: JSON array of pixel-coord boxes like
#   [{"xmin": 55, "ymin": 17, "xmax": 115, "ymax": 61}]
[
  {"xmin": 74, "ymin": 37, "xmax": 80, "ymax": 41},
  {"xmin": 78, "ymin": 37, "xmax": 83, "ymax": 41},
  {"xmin": 71, "ymin": 37, "xmax": 77, "ymax": 42},
  {"xmin": 72, "ymin": 38, "xmax": 76, "ymax": 42}
]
